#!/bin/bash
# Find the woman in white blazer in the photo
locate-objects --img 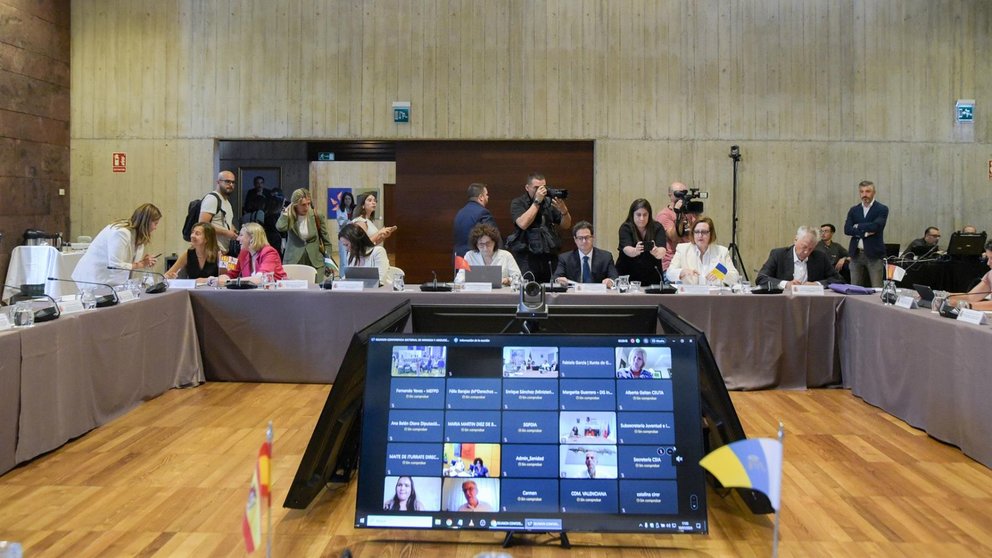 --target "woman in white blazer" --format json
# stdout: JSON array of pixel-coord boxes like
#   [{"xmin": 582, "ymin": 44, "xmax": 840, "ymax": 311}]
[{"xmin": 665, "ymin": 216, "xmax": 739, "ymax": 286}]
